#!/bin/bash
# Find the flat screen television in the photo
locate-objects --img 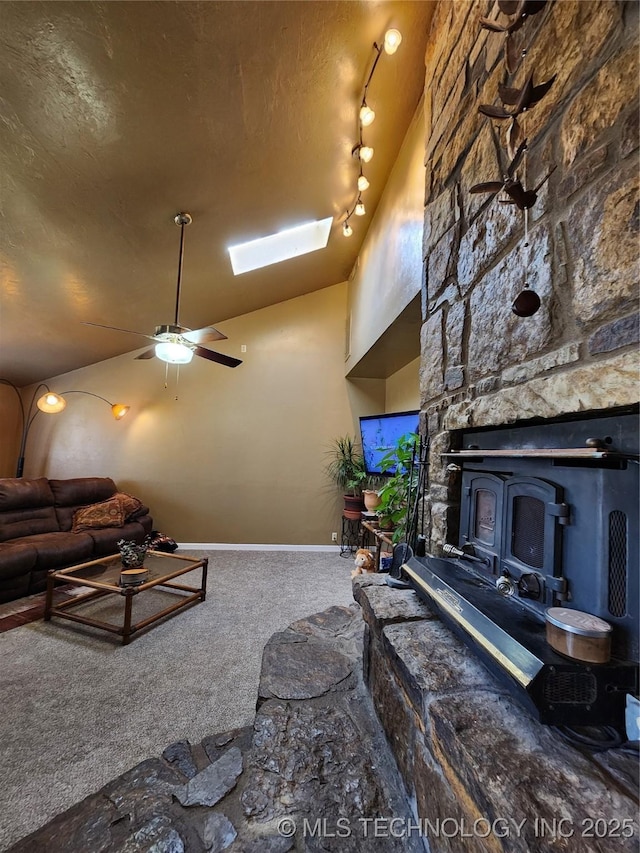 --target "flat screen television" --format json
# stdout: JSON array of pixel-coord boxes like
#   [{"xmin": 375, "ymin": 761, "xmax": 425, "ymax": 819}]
[{"xmin": 359, "ymin": 410, "xmax": 420, "ymax": 475}]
